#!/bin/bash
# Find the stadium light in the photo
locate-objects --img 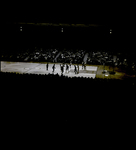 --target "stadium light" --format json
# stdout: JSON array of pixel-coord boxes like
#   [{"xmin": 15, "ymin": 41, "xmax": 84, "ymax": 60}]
[
  {"xmin": 61, "ymin": 28, "xmax": 63, "ymax": 32},
  {"xmin": 20, "ymin": 26, "xmax": 22, "ymax": 31},
  {"xmin": 110, "ymin": 29, "xmax": 112, "ymax": 34}
]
